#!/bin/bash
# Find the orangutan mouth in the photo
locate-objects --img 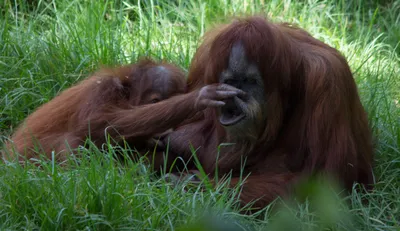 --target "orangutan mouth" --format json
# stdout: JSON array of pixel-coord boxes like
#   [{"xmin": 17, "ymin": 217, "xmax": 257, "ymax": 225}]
[{"xmin": 219, "ymin": 100, "xmax": 246, "ymax": 126}]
